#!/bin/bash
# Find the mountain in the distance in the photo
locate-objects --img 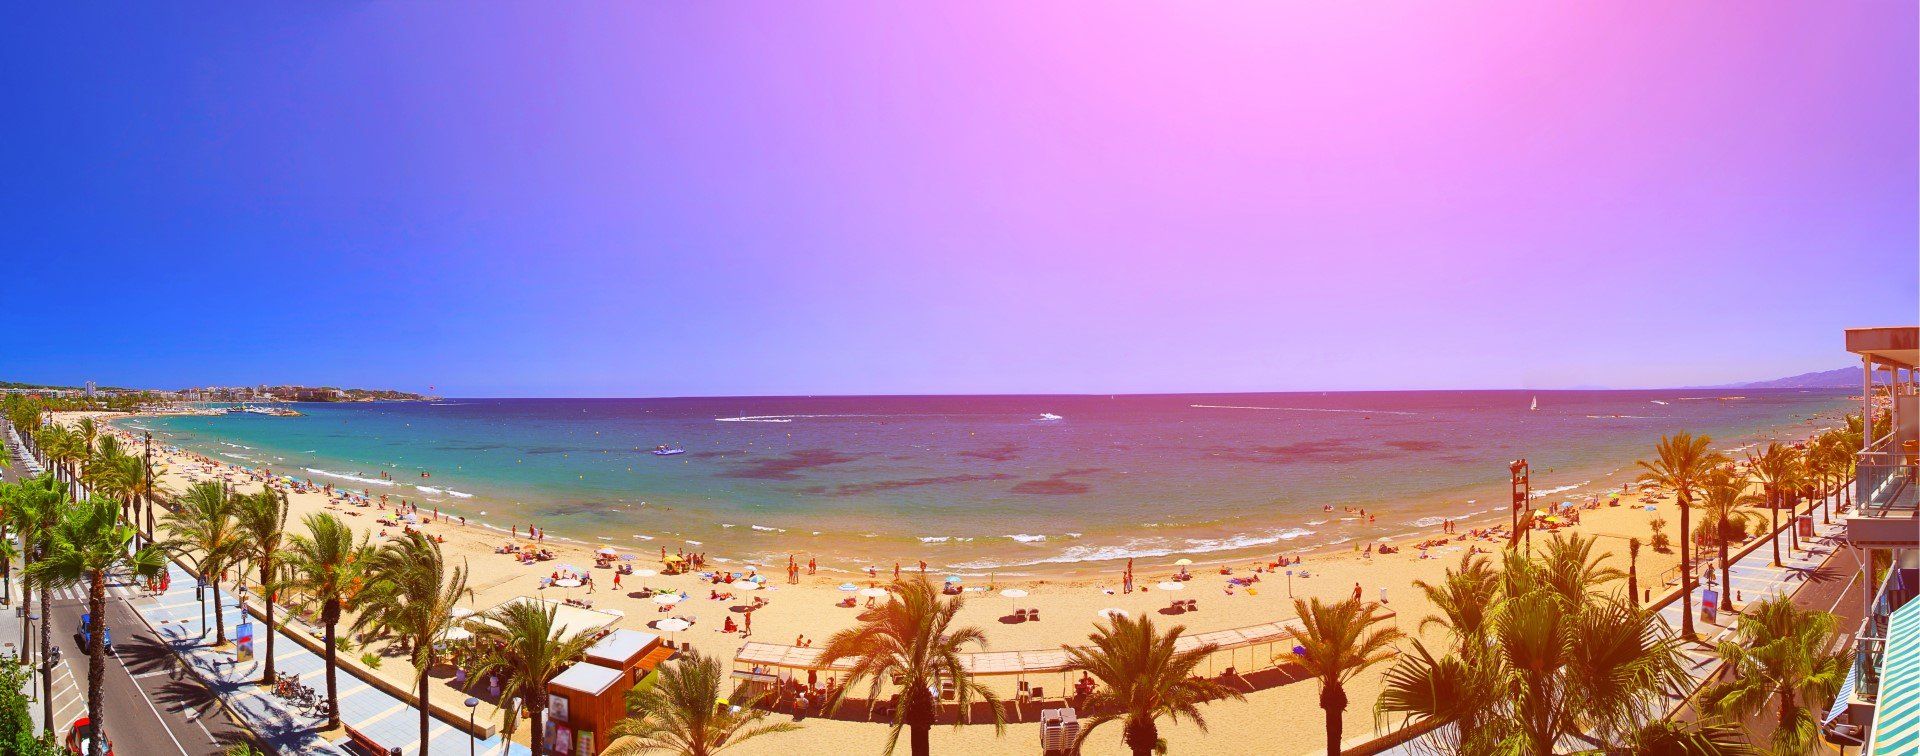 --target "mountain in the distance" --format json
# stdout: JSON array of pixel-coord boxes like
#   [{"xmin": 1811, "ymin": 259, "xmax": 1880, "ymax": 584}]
[{"xmin": 1707, "ymin": 367, "xmax": 1857, "ymax": 390}]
